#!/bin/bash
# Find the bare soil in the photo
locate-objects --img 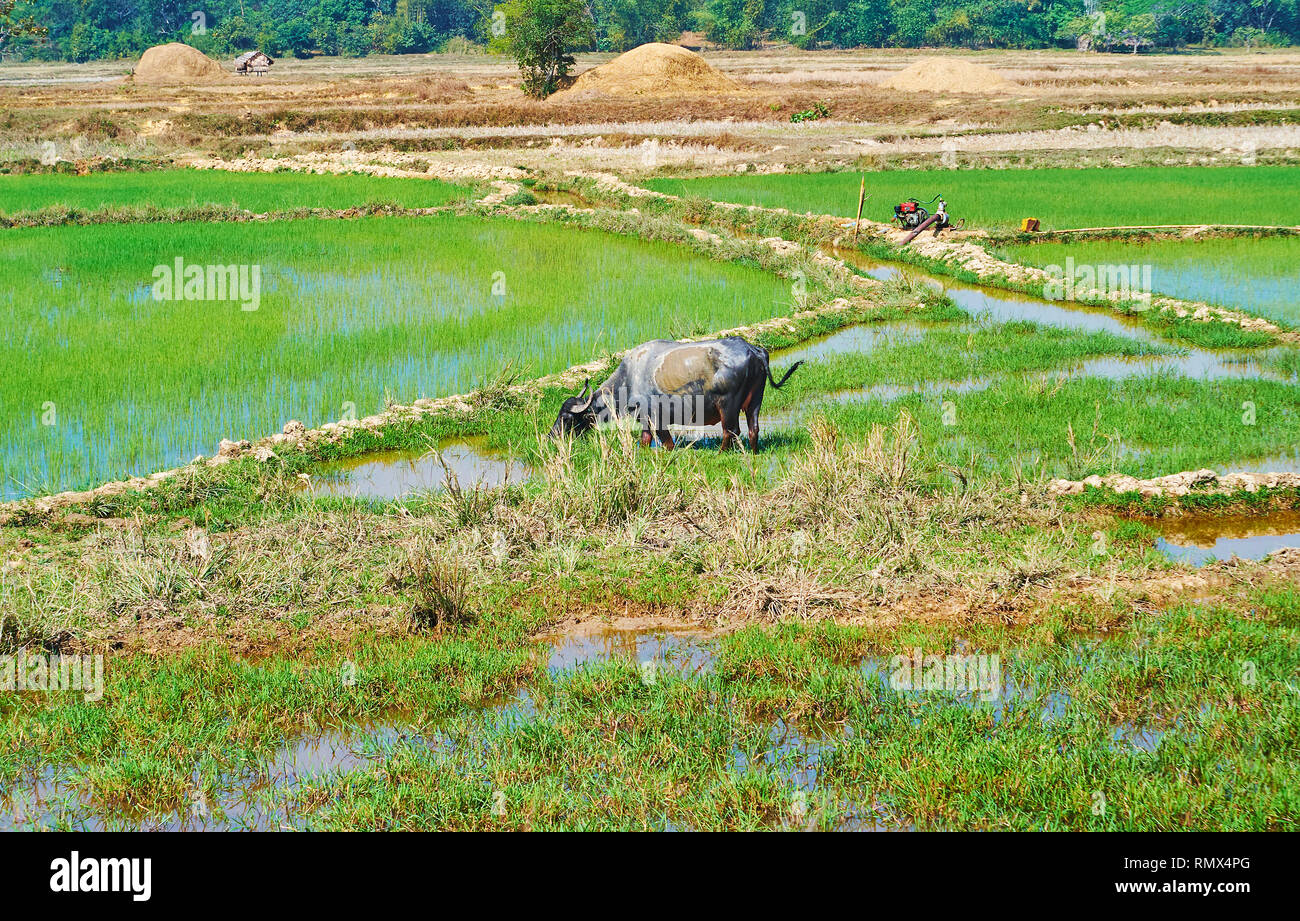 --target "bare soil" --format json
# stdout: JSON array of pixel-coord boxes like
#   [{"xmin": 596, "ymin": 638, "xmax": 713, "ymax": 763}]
[{"xmin": 7, "ymin": 47, "xmax": 1300, "ymax": 176}]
